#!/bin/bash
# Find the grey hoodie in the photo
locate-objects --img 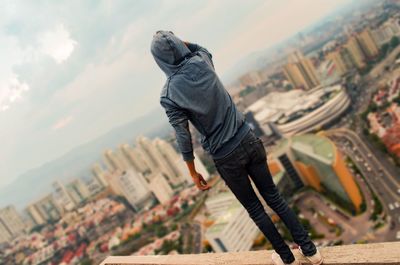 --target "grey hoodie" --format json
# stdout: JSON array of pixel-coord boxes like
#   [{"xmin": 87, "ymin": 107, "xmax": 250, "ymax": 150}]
[{"xmin": 151, "ymin": 31, "xmax": 250, "ymax": 161}]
